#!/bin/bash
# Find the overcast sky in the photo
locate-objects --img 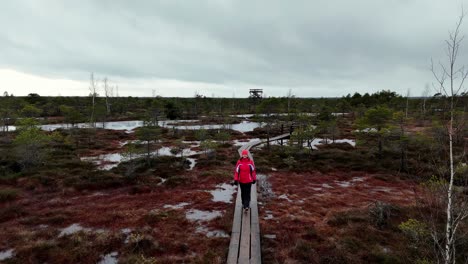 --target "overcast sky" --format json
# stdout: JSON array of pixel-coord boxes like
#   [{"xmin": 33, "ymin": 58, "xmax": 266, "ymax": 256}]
[{"xmin": 0, "ymin": 0, "xmax": 466, "ymax": 97}]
